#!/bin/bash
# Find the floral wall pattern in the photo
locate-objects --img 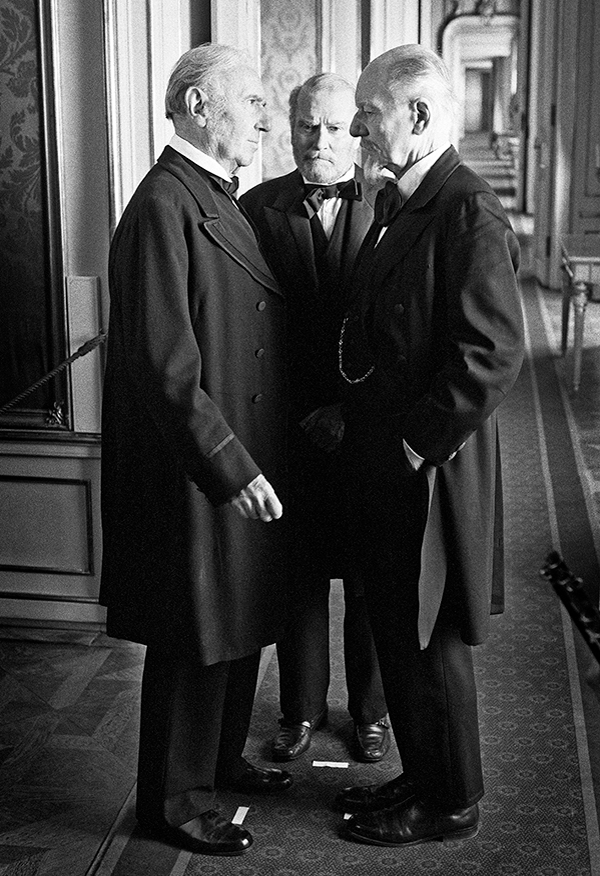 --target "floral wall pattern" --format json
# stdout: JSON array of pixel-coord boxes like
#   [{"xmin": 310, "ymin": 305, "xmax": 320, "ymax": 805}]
[
  {"xmin": 260, "ymin": 0, "xmax": 319, "ymax": 180},
  {"xmin": 0, "ymin": 0, "xmax": 59, "ymax": 419}
]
